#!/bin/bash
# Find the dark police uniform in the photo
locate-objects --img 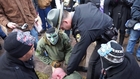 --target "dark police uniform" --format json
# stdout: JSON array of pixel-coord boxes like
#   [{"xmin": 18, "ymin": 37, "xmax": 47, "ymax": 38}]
[{"xmin": 67, "ymin": 2, "xmax": 114, "ymax": 79}]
